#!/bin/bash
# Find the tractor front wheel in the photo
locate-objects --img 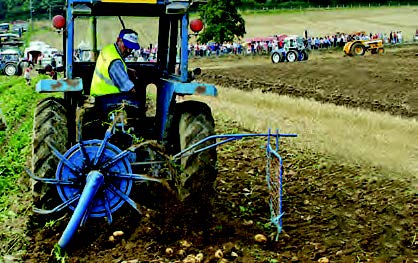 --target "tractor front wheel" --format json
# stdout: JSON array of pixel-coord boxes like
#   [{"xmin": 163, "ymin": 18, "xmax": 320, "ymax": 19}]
[
  {"xmin": 31, "ymin": 98, "xmax": 70, "ymax": 211},
  {"xmin": 4, "ymin": 63, "xmax": 17, "ymax": 76},
  {"xmin": 271, "ymin": 52, "xmax": 282, "ymax": 63}
]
